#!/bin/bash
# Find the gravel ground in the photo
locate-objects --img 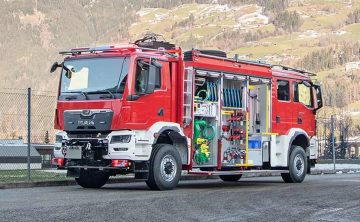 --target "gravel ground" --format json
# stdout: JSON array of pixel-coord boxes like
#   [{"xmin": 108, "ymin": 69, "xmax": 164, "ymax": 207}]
[{"xmin": 0, "ymin": 173, "xmax": 359, "ymax": 222}]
